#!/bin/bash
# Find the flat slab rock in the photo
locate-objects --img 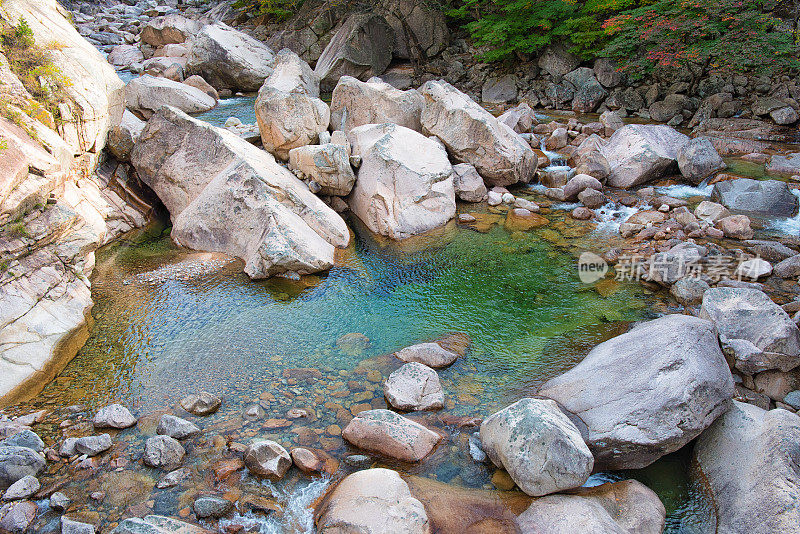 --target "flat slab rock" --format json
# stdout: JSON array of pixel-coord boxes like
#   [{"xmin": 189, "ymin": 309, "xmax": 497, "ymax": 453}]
[
  {"xmin": 394, "ymin": 342, "xmax": 460, "ymax": 368},
  {"xmin": 538, "ymin": 314, "xmax": 734, "ymax": 470},
  {"xmin": 342, "ymin": 409, "xmax": 441, "ymax": 462}
]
